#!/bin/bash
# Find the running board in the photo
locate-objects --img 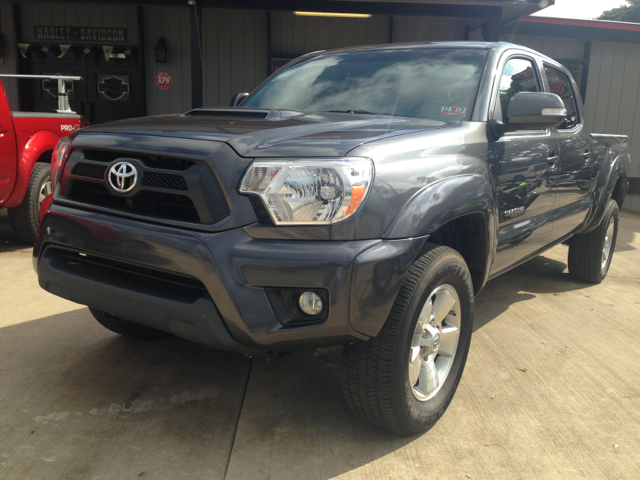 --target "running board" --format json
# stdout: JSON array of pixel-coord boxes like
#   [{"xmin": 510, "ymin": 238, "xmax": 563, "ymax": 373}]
[{"xmin": 488, "ymin": 233, "xmax": 574, "ymax": 281}]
